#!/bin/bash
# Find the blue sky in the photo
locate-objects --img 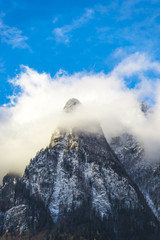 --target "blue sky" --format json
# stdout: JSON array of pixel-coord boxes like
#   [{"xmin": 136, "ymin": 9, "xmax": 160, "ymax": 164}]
[
  {"xmin": 1, "ymin": 0, "xmax": 160, "ymax": 179},
  {"xmin": 0, "ymin": 0, "xmax": 160, "ymax": 105}
]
